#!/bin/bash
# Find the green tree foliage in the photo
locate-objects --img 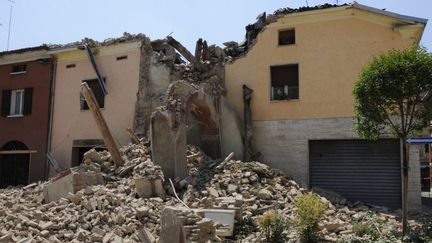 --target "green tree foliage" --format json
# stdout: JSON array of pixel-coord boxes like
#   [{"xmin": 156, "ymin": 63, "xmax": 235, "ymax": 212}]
[
  {"xmin": 354, "ymin": 47, "xmax": 432, "ymax": 140},
  {"xmin": 353, "ymin": 47, "xmax": 432, "ymax": 235}
]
